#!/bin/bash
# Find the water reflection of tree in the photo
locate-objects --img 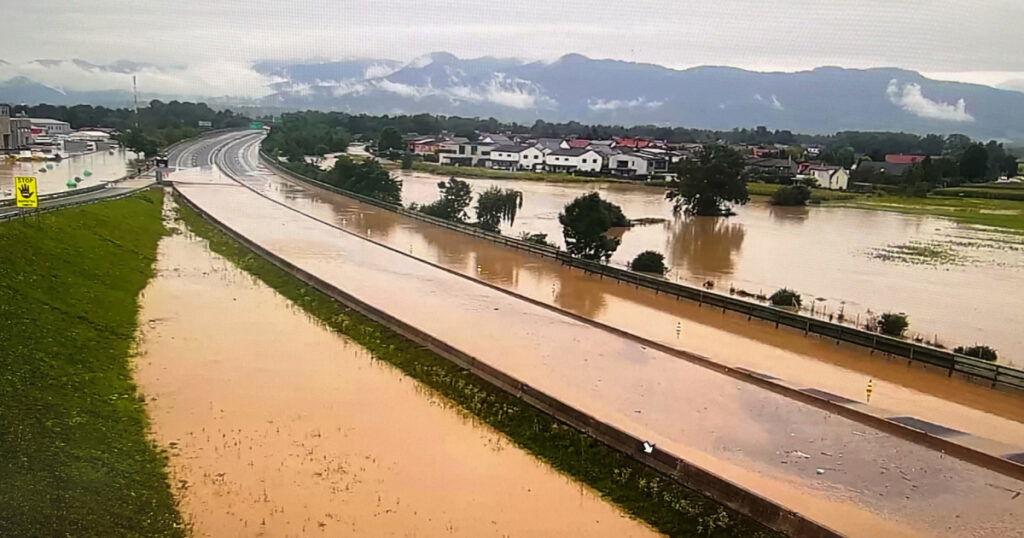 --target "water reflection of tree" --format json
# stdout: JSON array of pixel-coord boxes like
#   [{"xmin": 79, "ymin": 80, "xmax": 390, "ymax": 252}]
[
  {"xmin": 767, "ymin": 205, "xmax": 810, "ymax": 224},
  {"xmin": 473, "ymin": 245, "xmax": 520, "ymax": 287},
  {"xmin": 414, "ymin": 223, "xmax": 473, "ymax": 268},
  {"xmin": 668, "ymin": 216, "xmax": 745, "ymax": 277},
  {"xmin": 554, "ymin": 273, "xmax": 608, "ymax": 319}
]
